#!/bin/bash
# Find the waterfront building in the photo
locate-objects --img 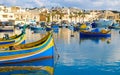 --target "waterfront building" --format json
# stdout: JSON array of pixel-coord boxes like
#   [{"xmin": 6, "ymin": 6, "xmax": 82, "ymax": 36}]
[
  {"xmin": 69, "ymin": 7, "xmax": 82, "ymax": 23},
  {"xmin": 84, "ymin": 10, "xmax": 103, "ymax": 22},
  {"xmin": 10, "ymin": 6, "xmax": 29, "ymax": 24},
  {"xmin": 104, "ymin": 10, "xmax": 120, "ymax": 23},
  {"xmin": 1, "ymin": 5, "xmax": 120, "ymax": 25},
  {"xmin": 50, "ymin": 7, "xmax": 83, "ymax": 23},
  {"xmin": 0, "ymin": 4, "xmax": 15, "ymax": 24},
  {"xmin": 9, "ymin": 6, "xmax": 49, "ymax": 25},
  {"xmin": 0, "ymin": 12, "xmax": 15, "ymax": 22}
]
